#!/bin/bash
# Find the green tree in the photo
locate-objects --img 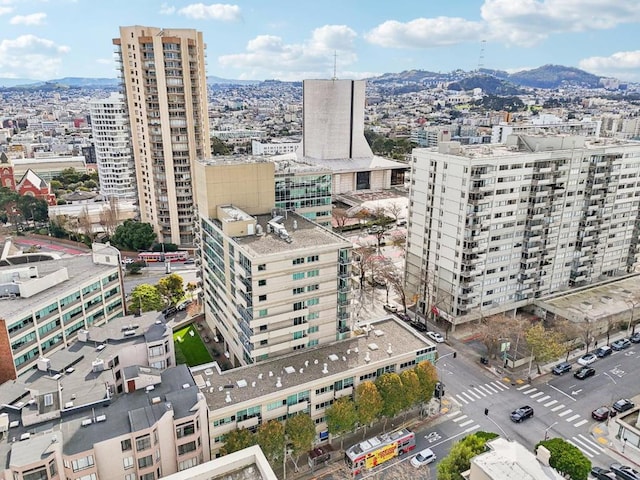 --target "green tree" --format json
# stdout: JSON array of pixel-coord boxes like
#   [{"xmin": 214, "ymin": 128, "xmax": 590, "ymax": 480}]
[
  {"xmin": 211, "ymin": 136, "xmax": 231, "ymax": 155},
  {"xmin": 256, "ymin": 420, "xmax": 285, "ymax": 464},
  {"xmin": 437, "ymin": 433, "xmax": 488, "ymax": 480},
  {"xmin": 285, "ymin": 413, "xmax": 315, "ymax": 463},
  {"xmin": 325, "ymin": 397, "xmax": 357, "ymax": 449},
  {"xmin": 129, "ymin": 284, "xmax": 163, "ymax": 314},
  {"xmin": 399, "ymin": 370, "xmax": 421, "ymax": 410},
  {"xmin": 111, "ymin": 219, "xmax": 157, "ymax": 251},
  {"xmin": 414, "ymin": 360, "xmax": 438, "ymax": 404},
  {"xmin": 355, "ymin": 381, "xmax": 383, "ymax": 435},
  {"xmin": 15, "ymin": 195, "xmax": 49, "ymax": 224},
  {"xmin": 525, "ymin": 323, "xmax": 565, "ymax": 374},
  {"xmin": 535, "ymin": 438, "xmax": 591, "ymax": 480},
  {"xmin": 221, "ymin": 428, "xmax": 256, "ymax": 455},
  {"xmin": 156, "ymin": 273, "xmax": 184, "ymax": 305},
  {"xmin": 125, "ymin": 261, "xmax": 145, "ymax": 275},
  {"xmin": 376, "ymin": 373, "xmax": 405, "ymax": 424}
]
